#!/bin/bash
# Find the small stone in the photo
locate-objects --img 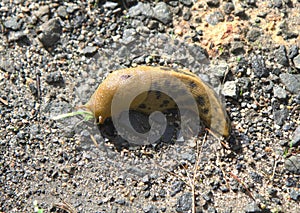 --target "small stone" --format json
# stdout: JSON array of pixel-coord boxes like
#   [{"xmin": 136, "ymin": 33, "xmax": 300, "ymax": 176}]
[
  {"xmin": 267, "ymin": 188, "xmax": 277, "ymax": 196},
  {"xmin": 290, "ymin": 189, "xmax": 300, "ymax": 201},
  {"xmin": 252, "ymin": 55, "xmax": 269, "ymax": 77},
  {"xmin": 249, "ymin": 172, "xmax": 263, "ymax": 184},
  {"xmin": 257, "ymin": 12, "xmax": 268, "ymax": 18},
  {"xmin": 284, "ymin": 155, "xmax": 300, "ymax": 174},
  {"xmin": 38, "ymin": 18, "xmax": 62, "ymax": 47},
  {"xmin": 45, "ymin": 71, "xmax": 64, "ymax": 85},
  {"xmin": 275, "ymin": 45, "xmax": 289, "ymax": 66},
  {"xmin": 247, "ymin": 29, "xmax": 261, "ymax": 42},
  {"xmin": 244, "ymin": 202, "xmax": 262, "ymax": 213},
  {"xmin": 153, "ymin": 2, "xmax": 173, "ymax": 25},
  {"xmin": 222, "ymin": 81, "xmax": 238, "ymax": 98},
  {"xmin": 273, "ymin": 0, "xmax": 283, "ymax": 8},
  {"xmin": 273, "ymin": 108, "xmax": 289, "ymax": 126},
  {"xmin": 34, "ymin": 5, "xmax": 49, "ymax": 21},
  {"xmin": 57, "ymin": 6, "xmax": 67, "ymax": 18},
  {"xmin": 293, "ymin": 54, "xmax": 300, "ymax": 69},
  {"xmin": 234, "ymin": 7, "xmax": 246, "ymax": 18},
  {"xmin": 223, "ymin": 2, "xmax": 235, "ymax": 14},
  {"xmin": 4, "ymin": 16, "xmax": 22, "ymax": 30},
  {"xmin": 210, "ymin": 61, "xmax": 228, "ymax": 78},
  {"xmin": 291, "ymin": 126, "xmax": 300, "ymax": 147},
  {"xmin": 66, "ymin": 3, "xmax": 80, "ymax": 13},
  {"xmin": 288, "ymin": 45, "xmax": 299, "ymax": 59},
  {"xmin": 103, "ymin": 1, "xmax": 119, "ymax": 9},
  {"xmin": 206, "ymin": 11, "xmax": 224, "ymax": 25},
  {"xmin": 179, "ymin": 0, "xmax": 193, "ymax": 7},
  {"xmin": 8, "ymin": 31, "xmax": 28, "ymax": 42},
  {"xmin": 231, "ymin": 41, "xmax": 245, "ymax": 55},
  {"xmin": 206, "ymin": 0, "xmax": 220, "ymax": 7},
  {"xmin": 246, "ymin": 0, "xmax": 257, "ymax": 6},
  {"xmin": 176, "ymin": 193, "xmax": 192, "ymax": 212},
  {"xmin": 81, "ymin": 46, "xmax": 98, "ymax": 57},
  {"xmin": 279, "ymin": 73, "xmax": 300, "ymax": 94},
  {"xmin": 273, "ymin": 86, "xmax": 287, "ymax": 99},
  {"xmin": 143, "ymin": 205, "xmax": 159, "ymax": 213},
  {"xmin": 183, "ymin": 10, "xmax": 192, "ymax": 21},
  {"xmin": 220, "ymin": 186, "xmax": 229, "ymax": 192},
  {"xmin": 171, "ymin": 181, "xmax": 184, "ymax": 196}
]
